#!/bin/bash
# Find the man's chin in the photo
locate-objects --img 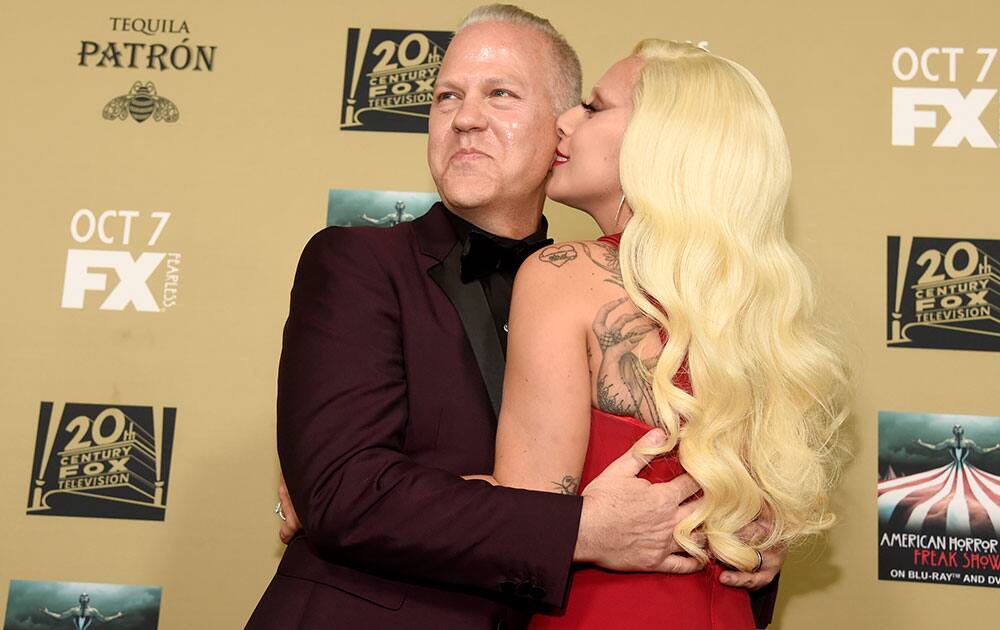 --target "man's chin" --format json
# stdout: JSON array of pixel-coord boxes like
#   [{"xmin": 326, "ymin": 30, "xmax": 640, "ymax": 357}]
[
  {"xmin": 445, "ymin": 197, "xmax": 494, "ymax": 211},
  {"xmin": 441, "ymin": 183, "xmax": 499, "ymax": 210}
]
